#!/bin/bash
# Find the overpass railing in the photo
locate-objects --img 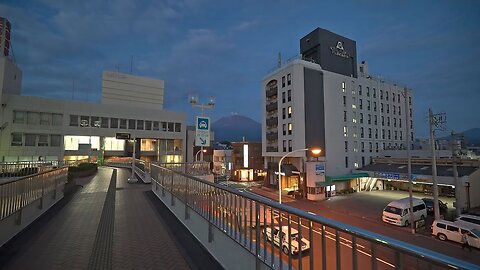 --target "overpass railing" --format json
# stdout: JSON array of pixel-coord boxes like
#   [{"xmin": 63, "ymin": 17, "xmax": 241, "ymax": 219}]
[
  {"xmin": 148, "ymin": 163, "xmax": 478, "ymax": 270},
  {"xmin": 0, "ymin": 166, "xmax": 68, "ymax": 221},
  {"xmin": 0, "ymin": 159, "xmax": 87, "ymax": 179}
]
